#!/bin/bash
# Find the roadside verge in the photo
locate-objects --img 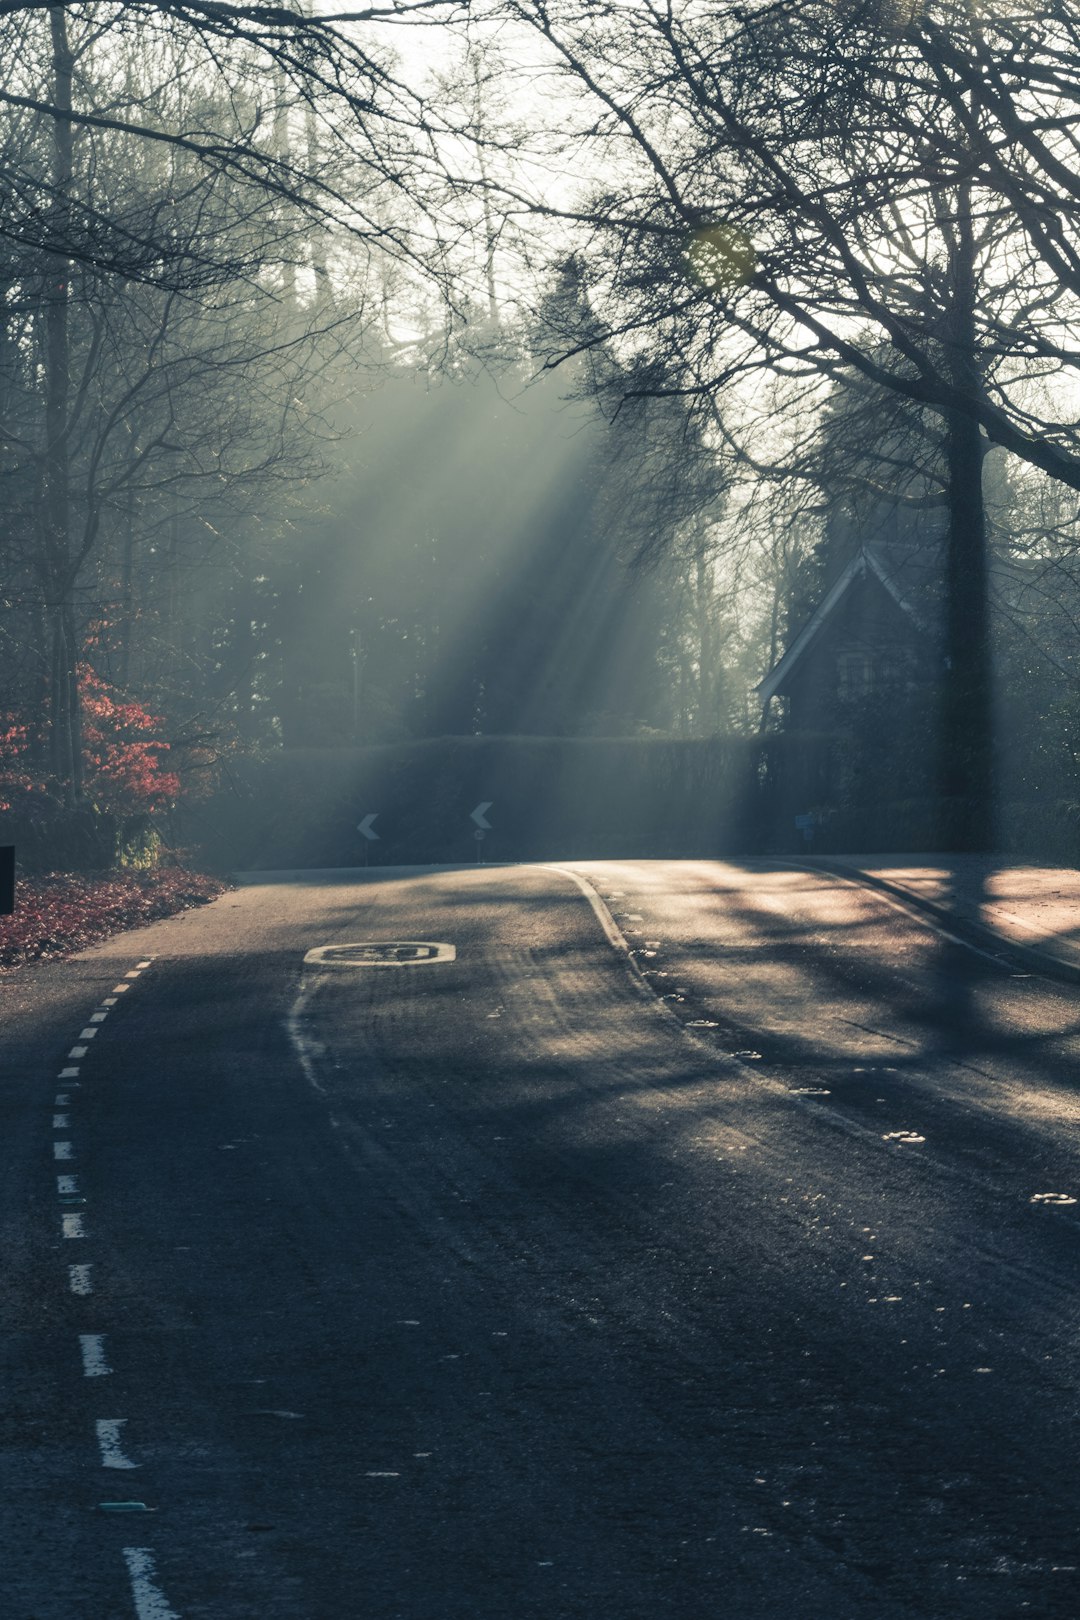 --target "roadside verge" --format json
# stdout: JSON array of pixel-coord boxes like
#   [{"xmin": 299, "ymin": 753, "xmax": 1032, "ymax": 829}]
[
  {"xmin": 0, "ymin": 869, "xmax": 230, "ymax": 969},
  {"xmin": 801, "ymin": 855, "xmax": 1080, "ymax": 985}
]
